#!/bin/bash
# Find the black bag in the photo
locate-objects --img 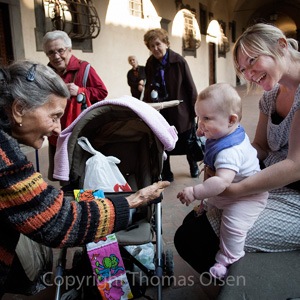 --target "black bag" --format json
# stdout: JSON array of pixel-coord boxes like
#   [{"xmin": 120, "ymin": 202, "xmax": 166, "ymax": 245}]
[{"xmin": 187, "ymin": 124, "xmax": 205, "ymax": 161}]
